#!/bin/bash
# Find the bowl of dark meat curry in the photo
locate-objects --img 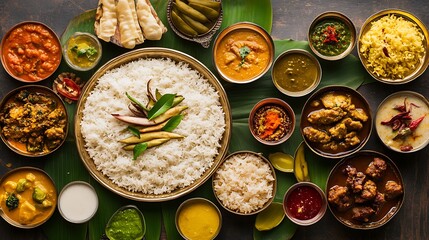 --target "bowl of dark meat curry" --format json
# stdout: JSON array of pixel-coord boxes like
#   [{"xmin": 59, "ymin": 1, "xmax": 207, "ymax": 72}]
[
  {"xmin": 326, "ymin": 150, "xmax": 404, "ymax": 229},
  {"xmin": 300, "ymin": 86, "xmax": 372, "ymax": 158},
  {"xmin": 0, "ymin": 85, "xmax": 68, "ymax": 157}
]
